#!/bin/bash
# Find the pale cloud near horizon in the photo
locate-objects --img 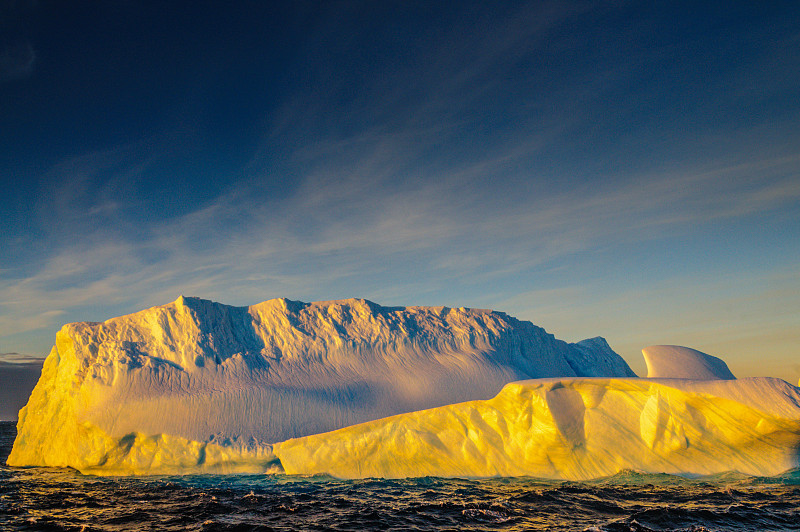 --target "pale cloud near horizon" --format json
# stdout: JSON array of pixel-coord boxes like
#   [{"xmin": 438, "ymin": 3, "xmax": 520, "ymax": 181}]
[
  {"xmin": 0, "ymin": 353, "xmax": 43, "ymax": 421},
  {"xmin": 0, "ymin": 352, "xmax": 46, "ymax": 364}
]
